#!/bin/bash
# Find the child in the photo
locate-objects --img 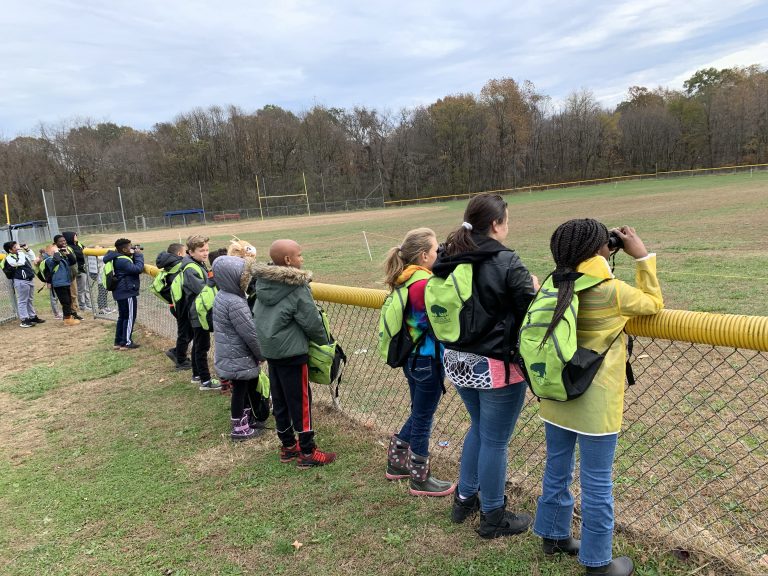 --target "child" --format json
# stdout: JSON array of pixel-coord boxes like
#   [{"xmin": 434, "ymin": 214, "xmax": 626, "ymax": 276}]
[
  {"xmin": 103, "ymin": 238, "xmax": 144, "ymax": 350},
  {"xmin": 249, "ymin": 239, "xmax": 335, "ymax": 468},
  {"xmin": 382, "ymin": 228, "xmax": 453, "ymax": 496},
  {"xmin": 42, "ymin": 243, "xmax": 79, "ymax": 326},
  {"xmin": 212, "ymin": 255, "xmax": 266, "ymax": 441},
  {"xmin": 157, "ymin": 243, "xmax": 190, "ymax": 370},
  {"xmin": 3, "ymin": 241, "xmax": 45, "ymax": 328},
  {"xmin": 173, "ymin": 235, "xmax": 220, "ymax": 390},
  {"xmin": 59, "ymin": 233, "xmax": 83, "ymax": 318}
]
